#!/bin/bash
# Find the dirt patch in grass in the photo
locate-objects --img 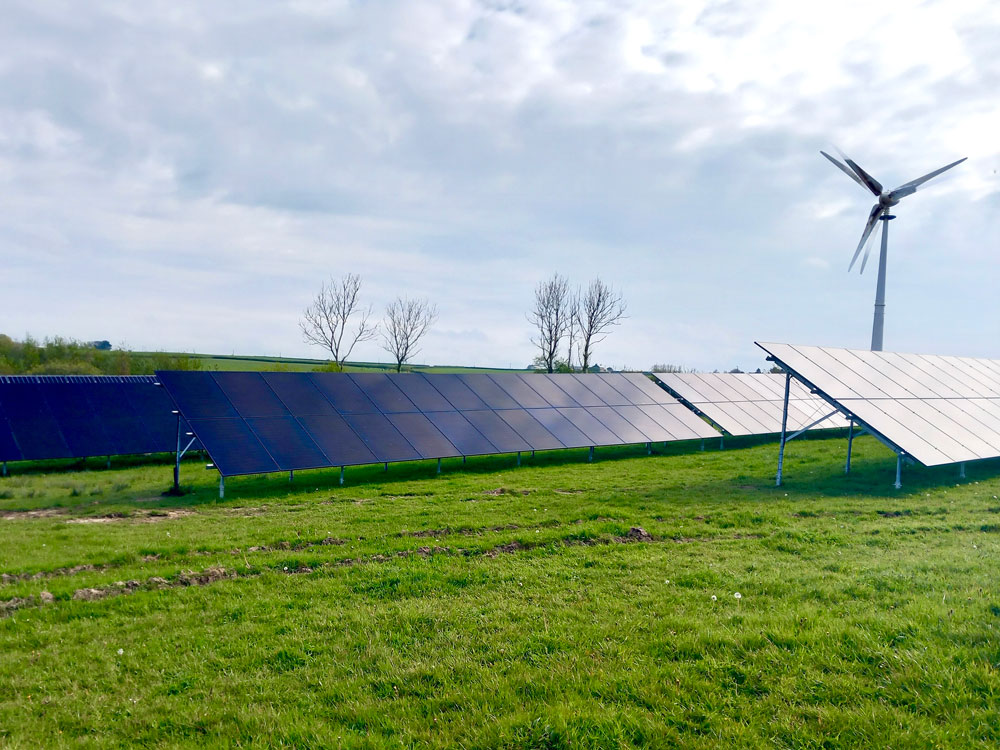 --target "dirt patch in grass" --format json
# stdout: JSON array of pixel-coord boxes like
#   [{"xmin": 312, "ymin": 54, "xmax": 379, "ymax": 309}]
[{"xmin": 65, "ymin": 509, "xmax": 195, "ymax": 524}]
